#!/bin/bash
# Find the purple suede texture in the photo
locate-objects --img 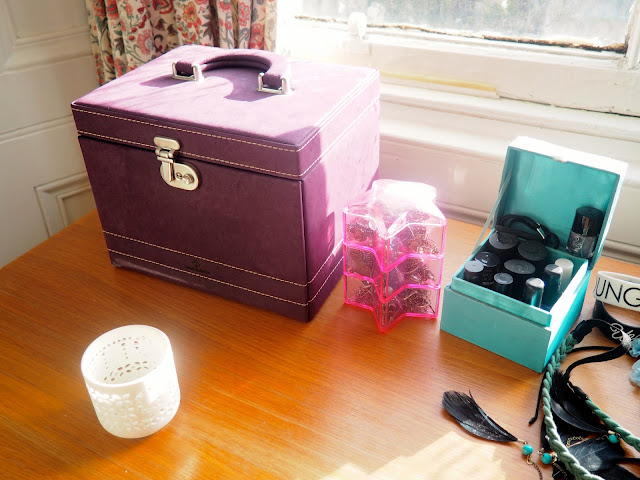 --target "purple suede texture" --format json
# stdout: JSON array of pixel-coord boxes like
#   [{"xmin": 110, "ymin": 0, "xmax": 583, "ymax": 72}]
[
  {"xmin": 72, "ymin": 46, "xmax": 379, "ymax": 321},
  {"xmin": 72, "ymin": 45, "xmax": 379, "ymax": 179}
]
